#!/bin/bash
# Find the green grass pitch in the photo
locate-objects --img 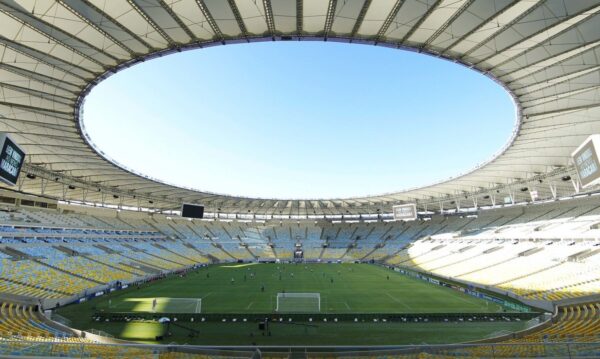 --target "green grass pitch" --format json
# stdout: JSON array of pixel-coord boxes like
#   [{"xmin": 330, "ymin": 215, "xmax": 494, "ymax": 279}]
[
  {"xmin": 57, "ymin": 263, "xmax": 529, "ymax": 345},
  {"xmin": 93, "ymin": 263, "xmax": 504, "ymax": 314}
]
